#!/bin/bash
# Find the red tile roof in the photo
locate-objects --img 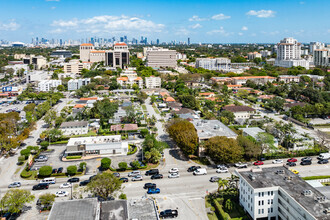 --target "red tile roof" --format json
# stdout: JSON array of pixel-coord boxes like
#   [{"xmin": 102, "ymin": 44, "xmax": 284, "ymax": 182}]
[
  {"xmin": 80, "ymin": 97, "xmax": 98, "ymax": 101},
  {"xmin": 115, "ymin": 42, "xmax": 127, "ymax": 46},
  {"xmin": 80, "ymin": 43, "xmax": 93, "ymax": 46},
  {"xmin": 110, "ymin": 124, "xmax": 138, "ymax": 131}
]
